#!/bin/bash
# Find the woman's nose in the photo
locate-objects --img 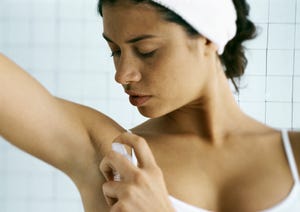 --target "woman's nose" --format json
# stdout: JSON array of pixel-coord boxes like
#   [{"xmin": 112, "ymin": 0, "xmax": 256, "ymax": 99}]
[{"xmin": 114, "ymin": 57, "xmax": 142, "ymax": 85}]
